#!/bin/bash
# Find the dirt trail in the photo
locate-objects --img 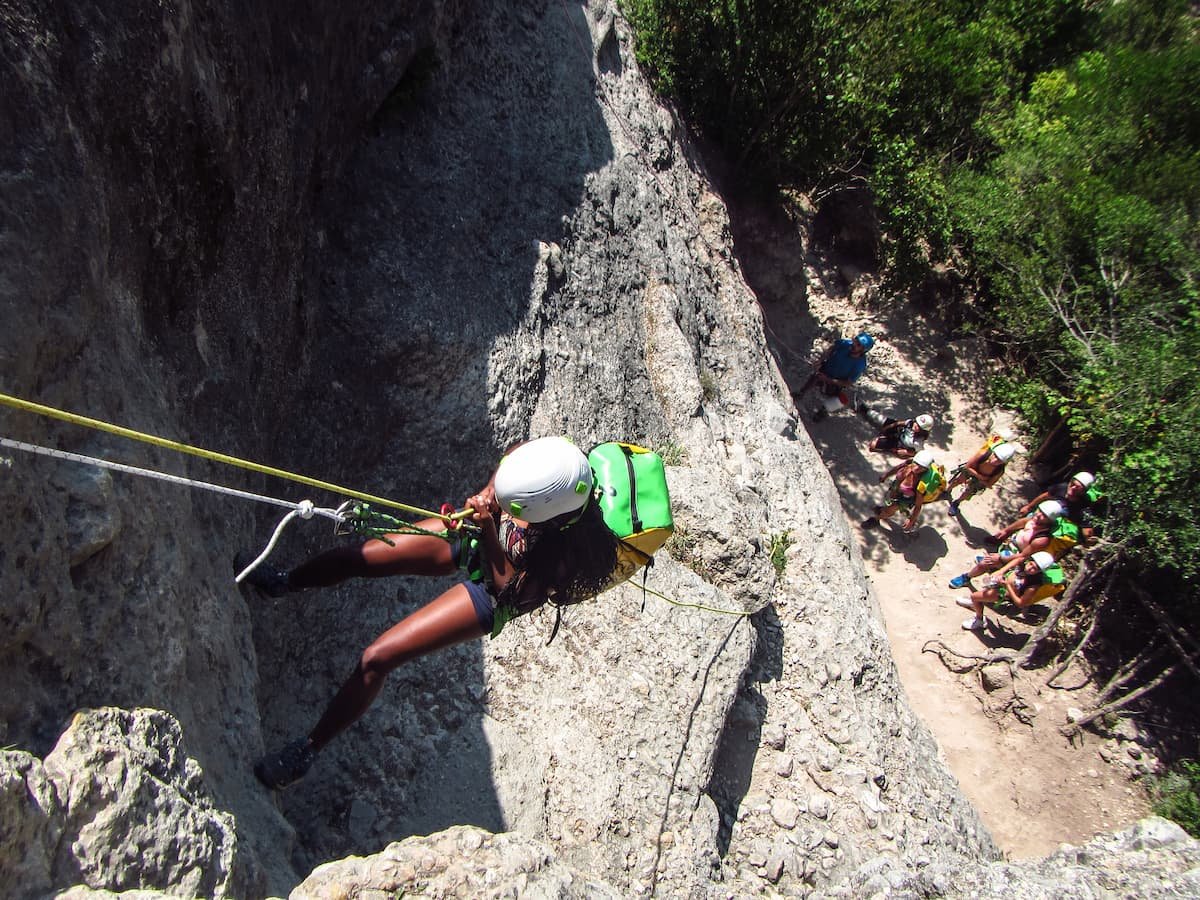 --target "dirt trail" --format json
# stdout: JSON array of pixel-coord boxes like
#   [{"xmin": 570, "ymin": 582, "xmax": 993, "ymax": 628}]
[{"xmin": 748, "ymin": 231, "xmax": 1151, "ymax": 857}]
